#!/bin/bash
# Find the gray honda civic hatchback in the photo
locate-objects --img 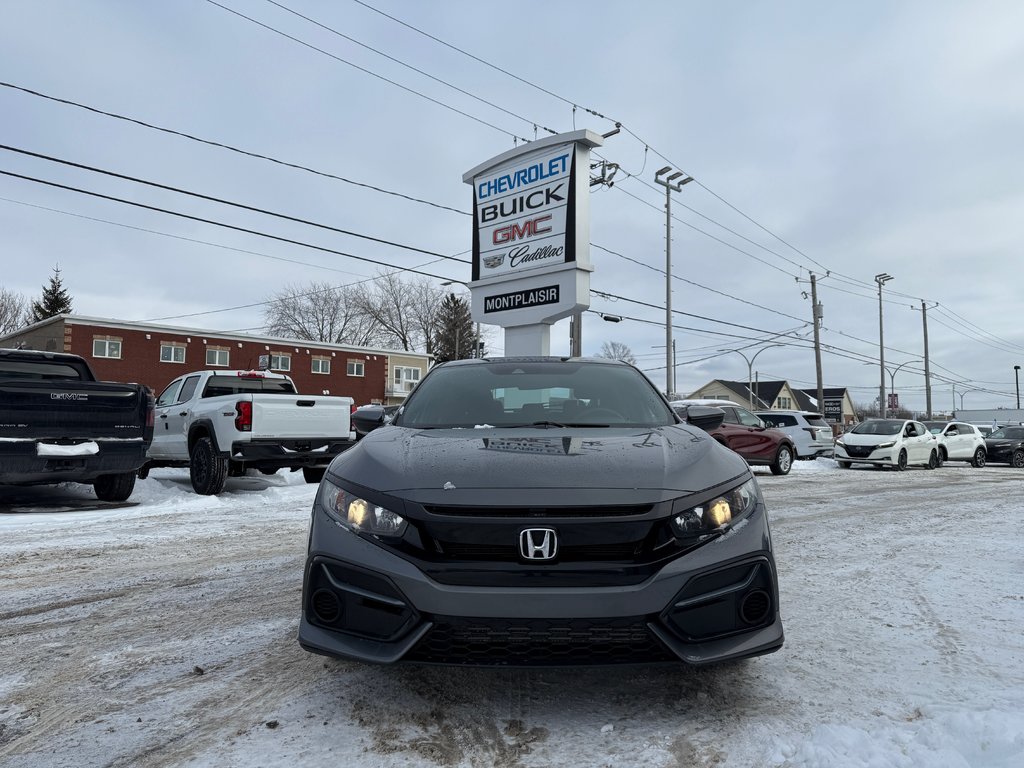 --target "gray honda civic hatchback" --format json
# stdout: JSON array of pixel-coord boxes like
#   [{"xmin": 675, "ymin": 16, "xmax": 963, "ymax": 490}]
[{"xmin": 299, "ymin": 357, "xmax": 784, "ymax": 666}]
